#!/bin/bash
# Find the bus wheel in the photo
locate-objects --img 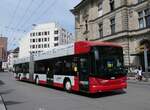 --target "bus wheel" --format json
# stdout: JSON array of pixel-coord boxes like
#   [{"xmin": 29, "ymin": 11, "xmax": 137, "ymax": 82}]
[
  {"xmin": 35, "ymin": 77, "xmax": 39, "ymax": 85},
  {"xmin": 65, "ymin": 80, "xmax": 72, "ymax": 92}
]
